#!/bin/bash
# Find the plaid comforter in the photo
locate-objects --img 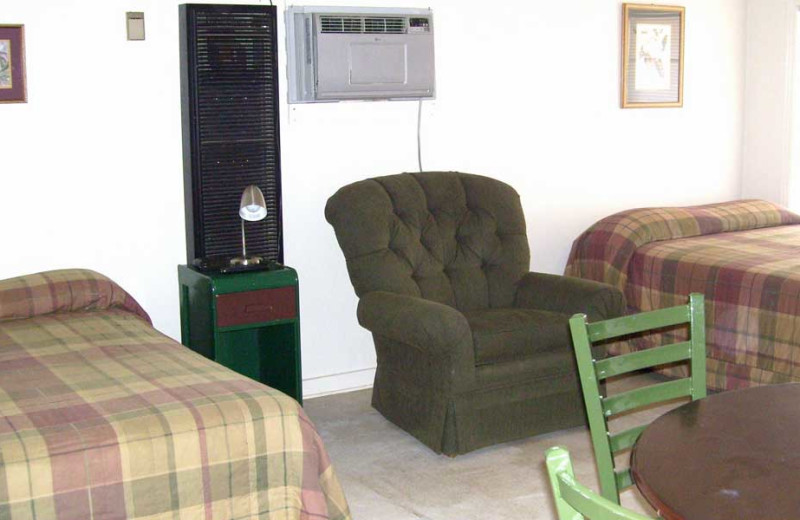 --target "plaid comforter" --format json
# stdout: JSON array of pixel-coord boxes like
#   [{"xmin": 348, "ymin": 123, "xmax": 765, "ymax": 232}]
[
  {"xmin": 565, "ymin": 200, "xmax": 800, "ymax": 391},
  {"xmin": 0, "ymin": 269, "xmax": 350, "ymax": 520}
]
